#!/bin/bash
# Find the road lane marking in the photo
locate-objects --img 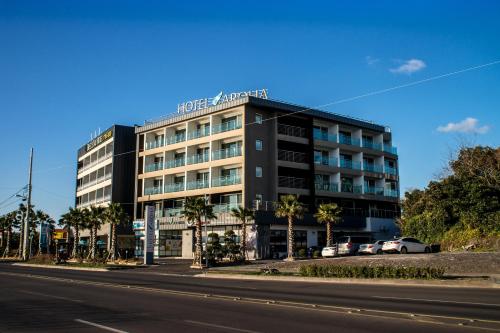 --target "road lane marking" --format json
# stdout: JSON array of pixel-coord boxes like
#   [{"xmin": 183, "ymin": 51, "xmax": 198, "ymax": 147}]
[
  {"xmin": 18, "ymin": 289, "xmax": 83, "ymax": 303},
  {"xmin": 74, "ymin": 319, "xmax": 130, "ymax": 333},
  {"xmin": 372, "ymin": 296, "xmax": 500, "ymax": 307},
  {"xmin": 184, "ymin": 320, "xmax": 262, "ymax": 333}
]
